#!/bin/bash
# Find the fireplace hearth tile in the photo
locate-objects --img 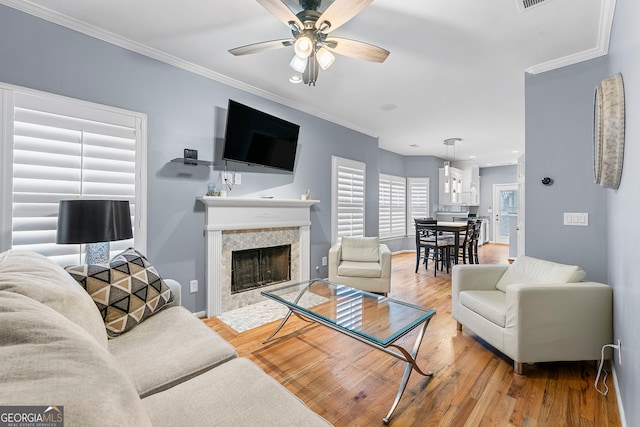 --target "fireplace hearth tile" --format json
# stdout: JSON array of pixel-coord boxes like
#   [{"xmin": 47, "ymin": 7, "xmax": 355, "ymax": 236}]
[{"xmin": 216, "ymin": 291, "xmax": 328, "ymax": 333}]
